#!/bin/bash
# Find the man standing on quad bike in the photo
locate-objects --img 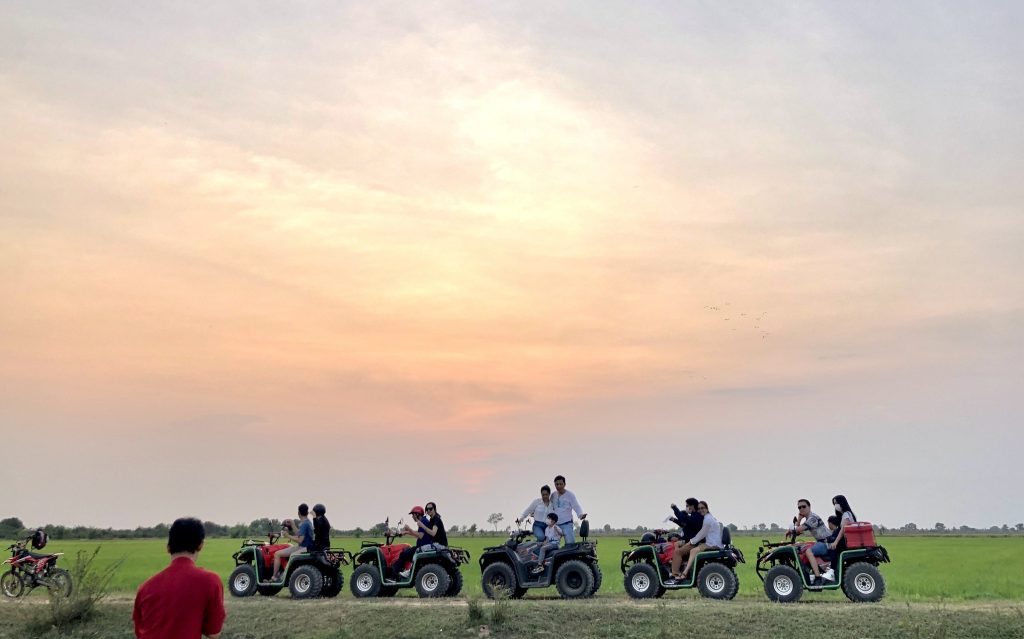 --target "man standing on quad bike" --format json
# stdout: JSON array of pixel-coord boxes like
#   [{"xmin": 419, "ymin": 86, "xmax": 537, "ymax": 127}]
[
  {"xmin": 268, "ymin": 504, "xmax": 314, "ymax": 583},
  {"xmin": 550, "ymin": 475, "xmax": 587, "ymax": 544},
  {"xmin": 133, "ymin": 518, "xmax": 225, "ymax": 639}
]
